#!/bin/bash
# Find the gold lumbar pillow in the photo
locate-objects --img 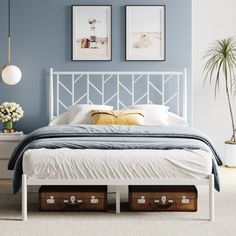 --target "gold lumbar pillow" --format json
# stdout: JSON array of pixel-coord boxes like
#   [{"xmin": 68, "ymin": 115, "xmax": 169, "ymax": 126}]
[{"xmin": 91, "ymin": 110, "xmax": 145, "ymax": 125}]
